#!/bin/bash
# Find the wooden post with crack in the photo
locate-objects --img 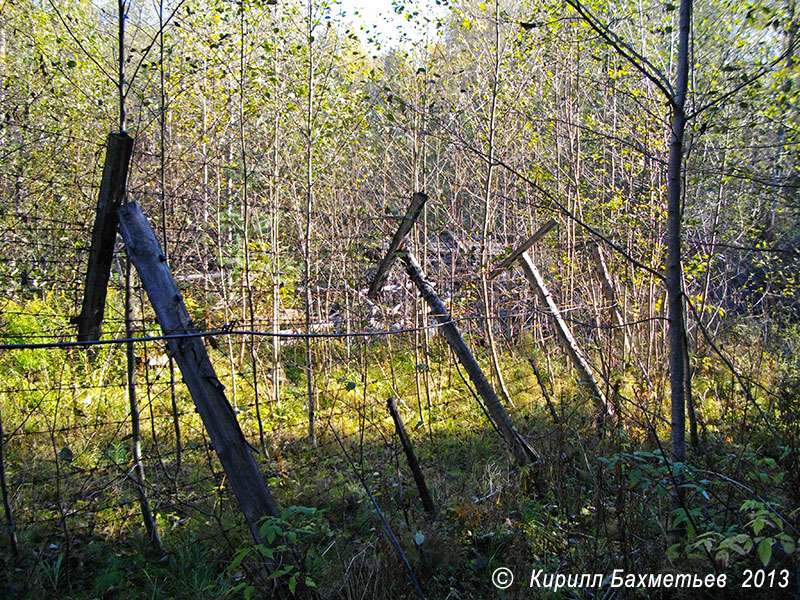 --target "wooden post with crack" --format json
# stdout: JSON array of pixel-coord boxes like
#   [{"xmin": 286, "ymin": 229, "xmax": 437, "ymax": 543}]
[
  {"xmin": 489, "ymin": 220, "xmax": 613, "ymax": 418},
  {"xmin": 117, "ymin": 202, "xmax": 281, "ymax": 543},
  {"xmin": 369, "ymin": 193, "xmax": 539, "ymax": 467}
]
